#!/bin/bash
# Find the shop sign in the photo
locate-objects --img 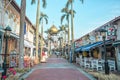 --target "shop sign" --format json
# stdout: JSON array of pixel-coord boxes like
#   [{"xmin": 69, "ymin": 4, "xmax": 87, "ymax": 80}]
[
  {"xmin": 107, "ymin": 26, "xmax": 116, "ymax": 40},
  {"xmin": 75, "ymin": 39, "xmax": 82, "ymax": 48}
]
